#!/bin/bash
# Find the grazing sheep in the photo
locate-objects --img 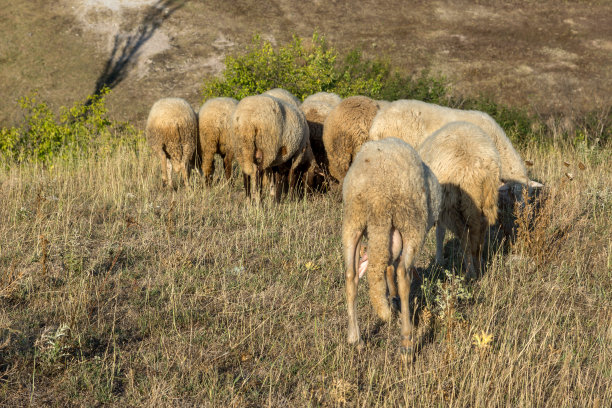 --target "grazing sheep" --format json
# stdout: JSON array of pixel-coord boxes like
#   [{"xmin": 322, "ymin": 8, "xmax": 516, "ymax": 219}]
[
  {"xmin": 263, "ymin": 88, "xmax": 301, "ymax": 108},
  {"xmin": 418, "ymin": 122, "xmax": 501, "ymax": 279},
  {"xmin": 300, "ymin": 92, "xmax": 342, "ymax": 169},
  {"xmin": 369, "ymin": 99, "xmax": 529, "ymax": 185},
  {"xmin": 302, "ymin": 91, "xmax": 342, "ymax": 108},
  {"xmin": 231, "ymin": 94, "xmax": 315, "ymax": 202},
  {"xmin": 197, "ymin": 97, "xmax": 238, "ymax": 184},
  {"xmin": 342, "ymin": 138, "xmax": 441, "ymax": 351},
  {"xmin": 146, "ymin": 97, "xmax": 197, "ymax": 188},
  {"xmin": 322, "ymin": 96, "xmax": 383, "ymax": 183}
]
